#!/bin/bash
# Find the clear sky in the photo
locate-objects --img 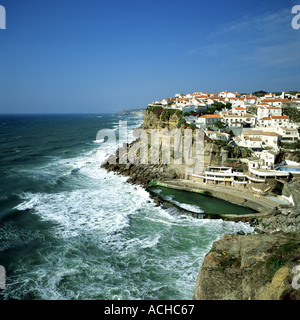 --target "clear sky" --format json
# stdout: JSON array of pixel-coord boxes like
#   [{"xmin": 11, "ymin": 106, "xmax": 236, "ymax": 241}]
[{"xmin": 0, "ymin": 0, "xmax": 299, "ymax": 113}]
